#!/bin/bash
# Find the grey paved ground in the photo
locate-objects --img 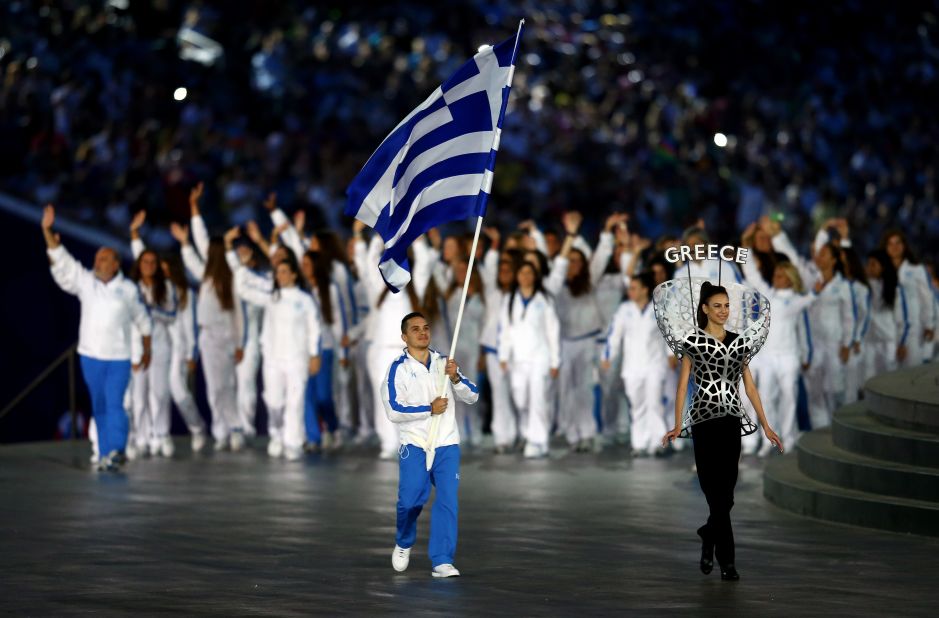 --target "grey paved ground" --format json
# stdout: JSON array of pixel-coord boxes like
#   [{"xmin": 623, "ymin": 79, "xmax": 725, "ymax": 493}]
[{"xmin": 1, "ymin": 439, "xmax": 937, "ymax": 616}]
